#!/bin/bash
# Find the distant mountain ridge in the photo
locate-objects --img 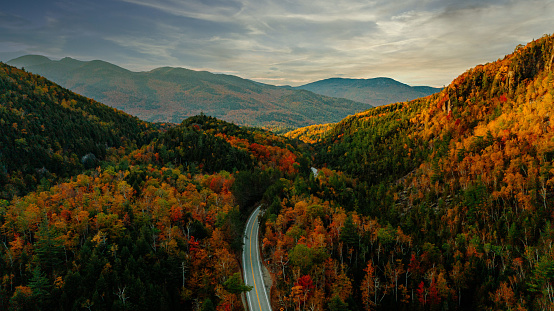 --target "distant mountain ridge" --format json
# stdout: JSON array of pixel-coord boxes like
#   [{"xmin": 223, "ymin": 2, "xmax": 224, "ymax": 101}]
[
  {"xmin": 296, "ymin": 77, "xmax": 441, "ymax": 106},
  {"xmin": 7, "ymin": 55, "xmax": 371, "ymax": 130}
]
